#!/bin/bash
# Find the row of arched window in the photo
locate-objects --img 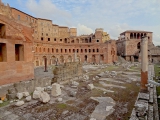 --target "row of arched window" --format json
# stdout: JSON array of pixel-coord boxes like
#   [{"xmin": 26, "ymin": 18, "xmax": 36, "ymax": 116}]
[
  {"xmin": 40, "ymin": 37, "xmax": 92, "ymax": 43},
  {"xmin": 35, "ymin": 47, "xmax": 100, "ymax": 53},
  {"xmin": 130, "ymin": 33, "xmax": 150, "ymax": 39}
]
